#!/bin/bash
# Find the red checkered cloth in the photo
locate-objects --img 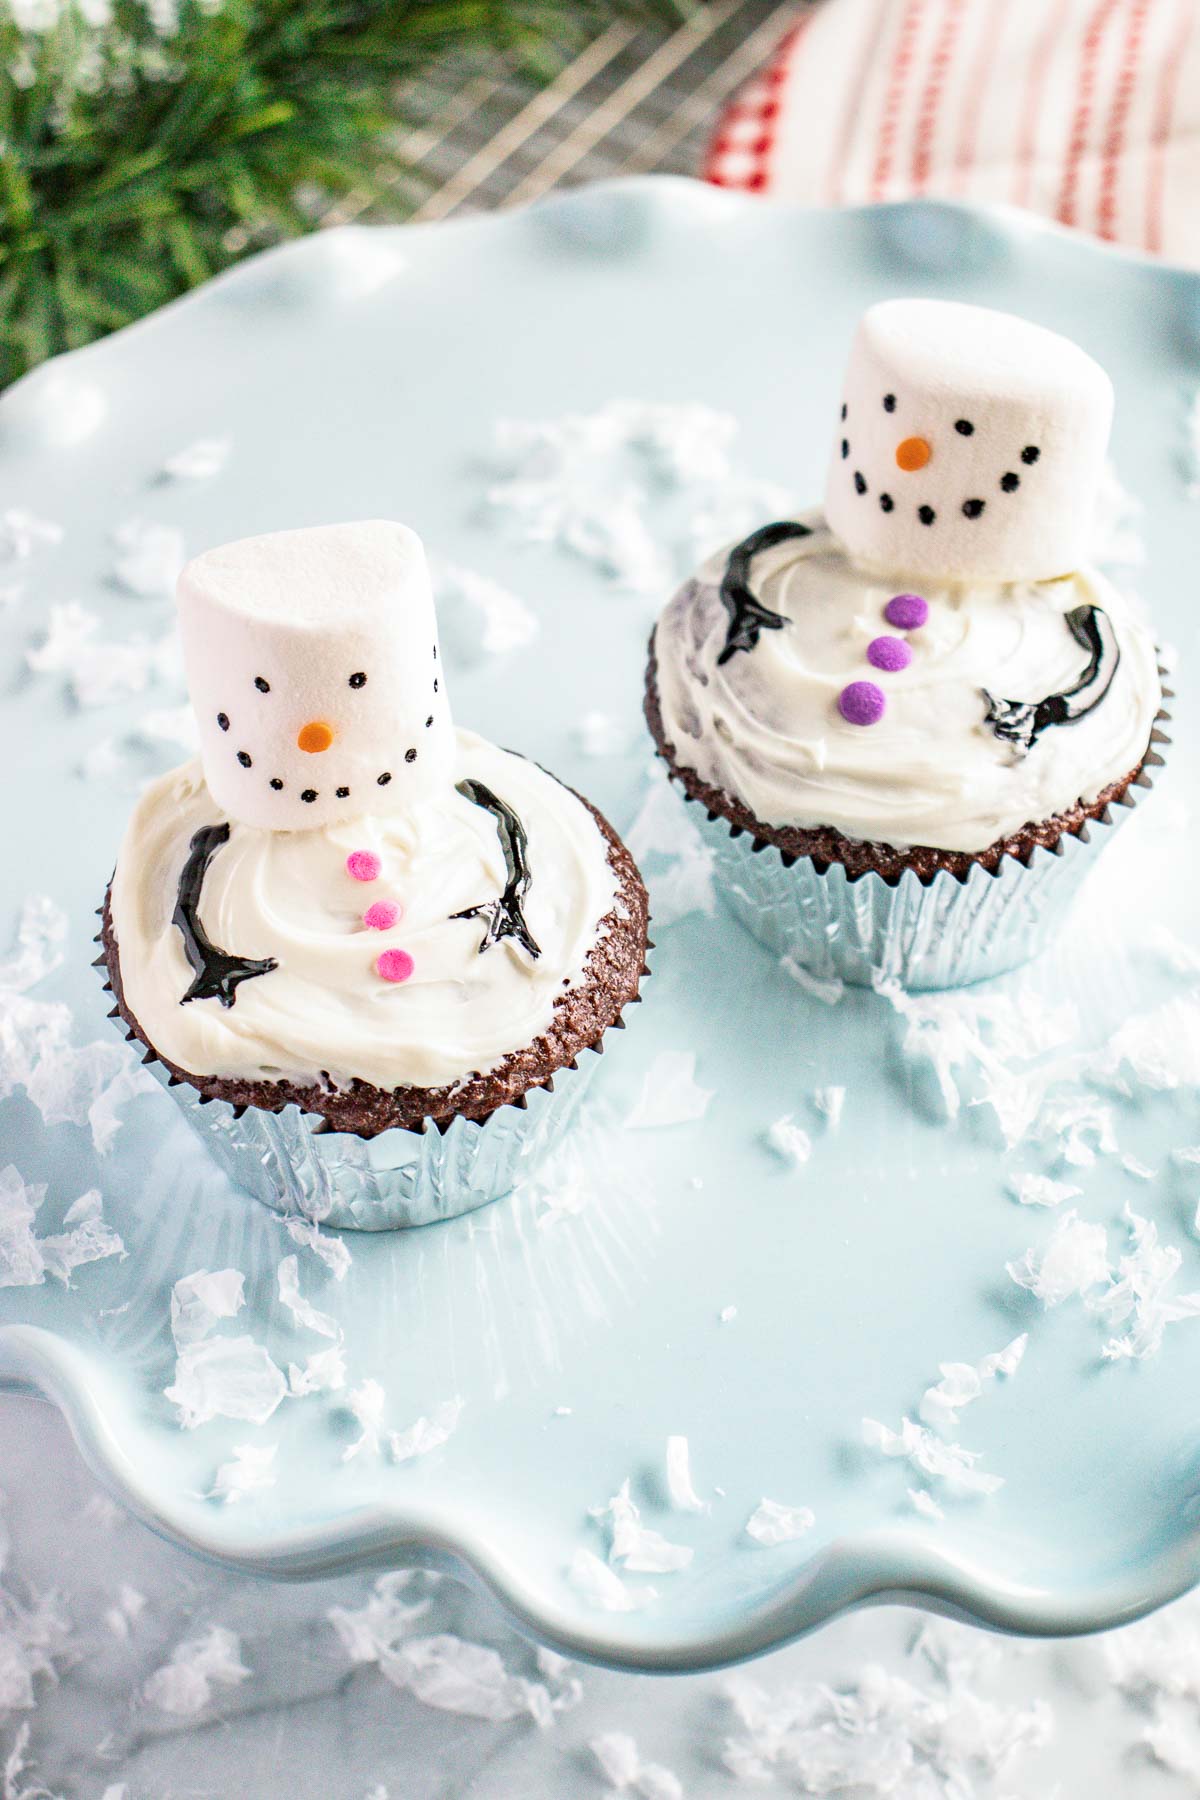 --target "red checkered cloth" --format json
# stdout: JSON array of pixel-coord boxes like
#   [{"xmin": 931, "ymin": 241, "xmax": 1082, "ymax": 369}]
[{"xmin": 704, "ymin": 0, "xmax": 1200, "ymax": 265}]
